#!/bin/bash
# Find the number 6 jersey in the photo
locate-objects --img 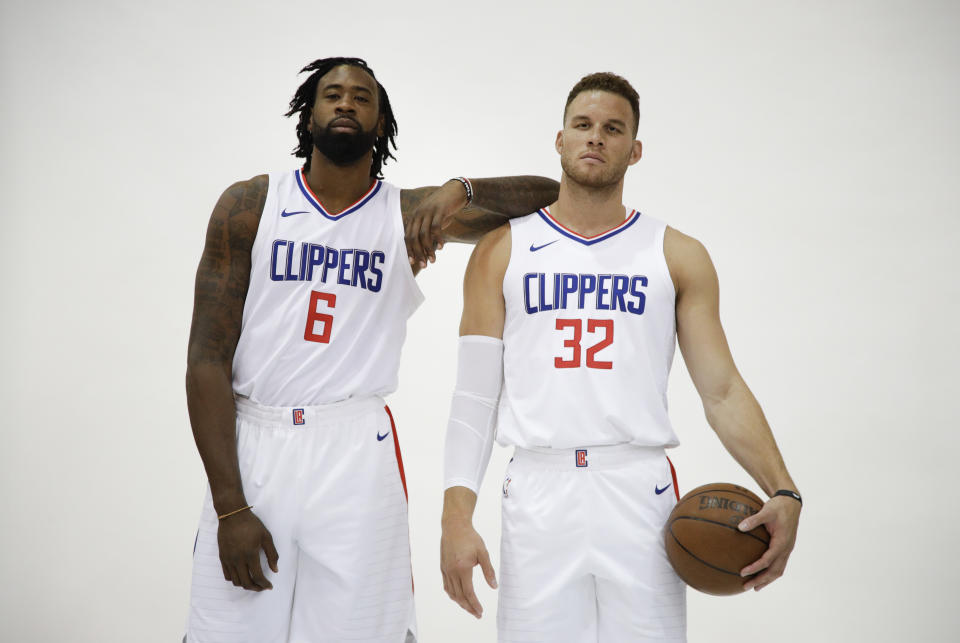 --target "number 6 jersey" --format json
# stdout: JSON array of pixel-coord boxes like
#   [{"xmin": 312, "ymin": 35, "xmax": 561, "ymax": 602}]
[
  {"xmin": 232, "ymin": 169, "xmax": 424, "ymax": 407},
  {"xmin": 497, "ymin": 207, "xmax": 680, "ymax": 449}
]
